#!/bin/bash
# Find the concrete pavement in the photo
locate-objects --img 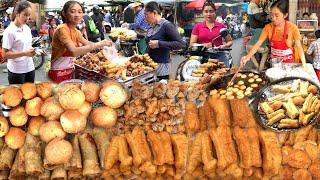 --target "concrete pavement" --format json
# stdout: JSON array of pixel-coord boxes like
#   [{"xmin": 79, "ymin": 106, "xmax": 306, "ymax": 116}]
[{"xmin": 0, "ymin": 38, "xmax": 245, "ymax": 85}]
